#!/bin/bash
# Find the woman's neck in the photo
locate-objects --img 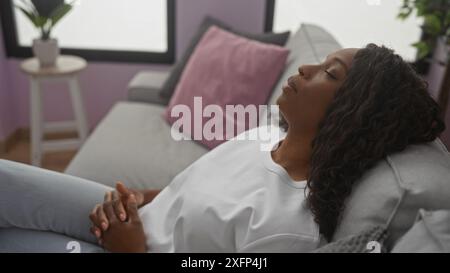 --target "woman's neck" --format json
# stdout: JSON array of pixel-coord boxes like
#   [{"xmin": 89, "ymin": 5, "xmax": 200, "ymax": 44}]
[{"xmin": 271, "ymin": 128, "xmax": 314, "ymax": 181}]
